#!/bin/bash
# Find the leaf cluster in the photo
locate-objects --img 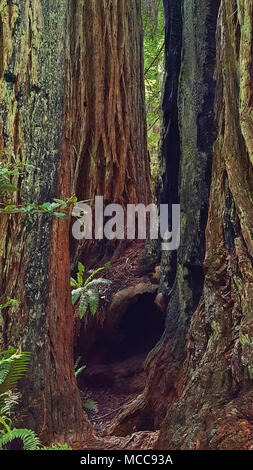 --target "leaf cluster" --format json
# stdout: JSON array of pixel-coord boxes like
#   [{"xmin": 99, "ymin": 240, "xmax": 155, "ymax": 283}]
[
  {"xmin": 0, "ymin": 156, "xmax": 88, "ymax": 218},
  {"xmin": 71, "ymin": 262, "xmax": 112, "ymax": 319}
]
